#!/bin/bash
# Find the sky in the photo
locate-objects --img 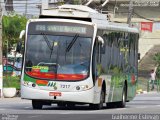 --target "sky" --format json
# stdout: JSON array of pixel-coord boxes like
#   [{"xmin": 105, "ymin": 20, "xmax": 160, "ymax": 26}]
[
  {"xmin": 1, "ymin": 0, "xmax": 41, "ymax": 16},
  {"xmin": 13, "ymin": 0, "xmax": 41, "ymax": 16}
]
